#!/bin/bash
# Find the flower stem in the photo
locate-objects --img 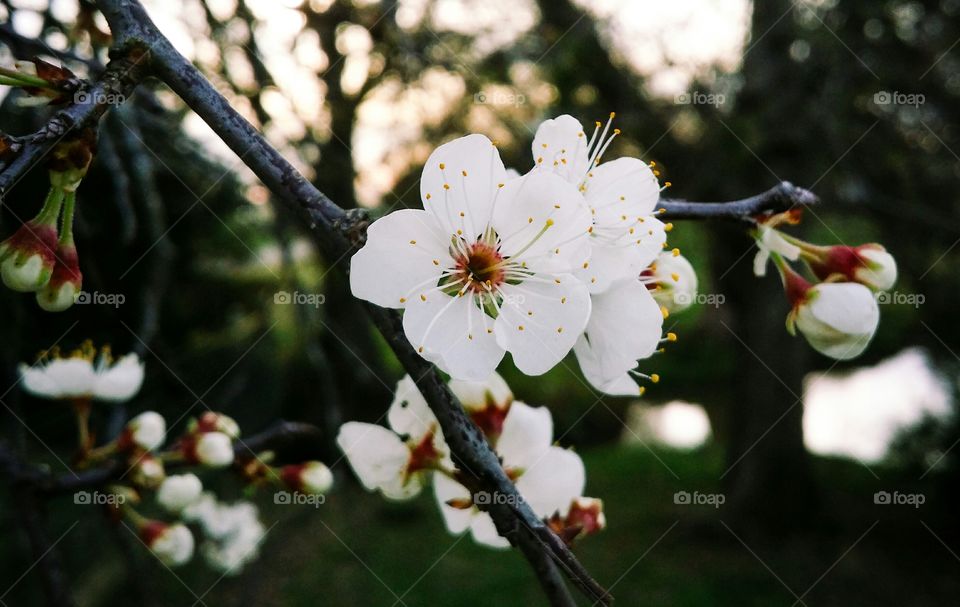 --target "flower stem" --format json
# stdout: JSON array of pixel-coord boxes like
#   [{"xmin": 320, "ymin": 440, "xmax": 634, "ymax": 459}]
[
  {"xmin": 72, "ymin": 397, "xmax": 93, "ymax": 460},
  {"xmin": 34, "ymin": 187, "xmax": 65, "ymax": 226},
  {"xmin": 58, "ymin": 190, "xmax": 77, "ymax": 245},
  {"xmin": 0, "ymin": 66, "xmax": 54, "ymax": 89}
]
